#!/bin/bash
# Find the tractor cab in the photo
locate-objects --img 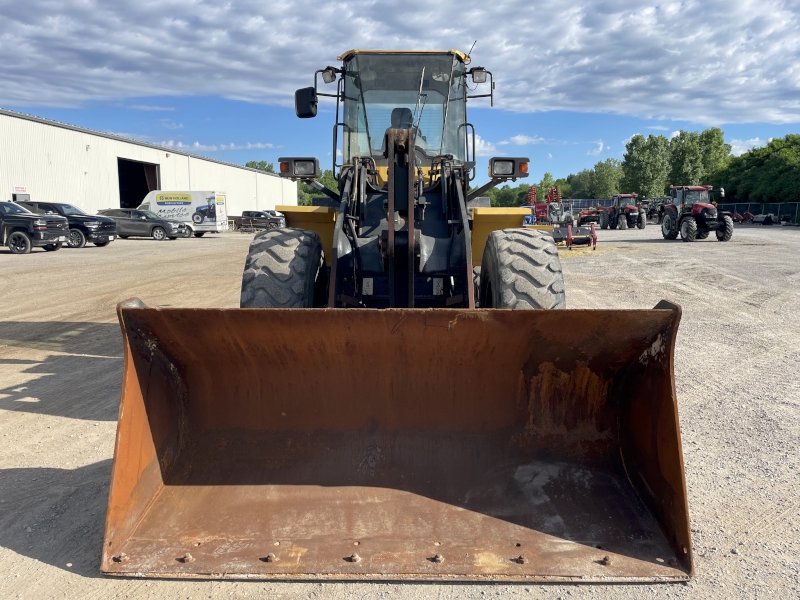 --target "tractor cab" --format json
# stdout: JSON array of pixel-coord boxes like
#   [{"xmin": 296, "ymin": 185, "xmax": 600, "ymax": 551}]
[{"xmin": 613, "ymin": 193, "xmax": 639, "ymax": 209}]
